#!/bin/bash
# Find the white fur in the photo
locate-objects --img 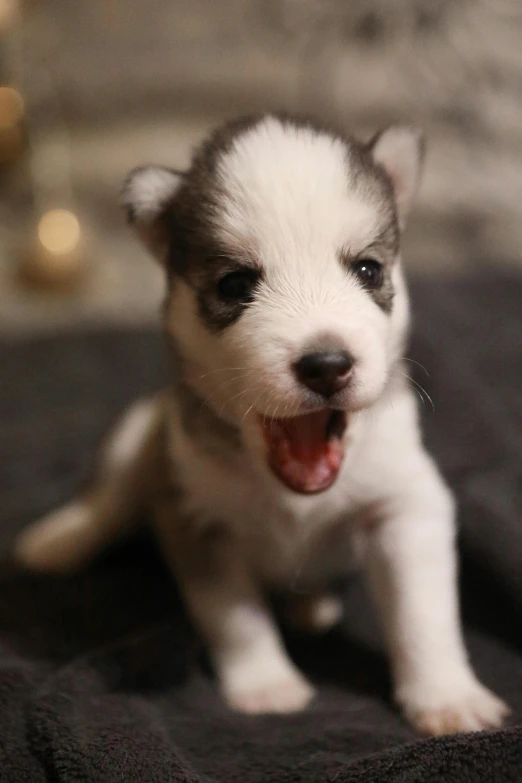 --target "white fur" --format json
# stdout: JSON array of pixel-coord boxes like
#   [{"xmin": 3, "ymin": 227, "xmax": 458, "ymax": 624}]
[
  {"xmin": 122, "ymin": 167, "xmax": 181, "ymax": 222},
  {"xmin": 15, "ymin": 500, "xmax": 102, "ymax": 573},
  {"xmin": 167, "ymin": 120, "xmax": 410, "ymax": 433},
  {"xmin": 103, "ymin": 396, "xmax": 158, "ymax": 471},
  {"xmin": 215, "ymin": 118, "xmax": 380, "ymax": 259},
  {"xmin": 371, "ymin": 126, "xmax": 424, "ymax": 229},
  {"xmin": 162, "ymin": 373, "xmax": 507, "ymax": 729},
  {"xmin": 17, "ymin": 117, "xmax": 507, "ymax": 733}
]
